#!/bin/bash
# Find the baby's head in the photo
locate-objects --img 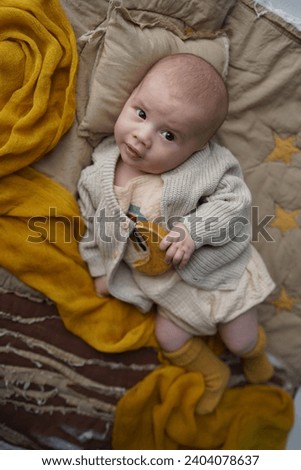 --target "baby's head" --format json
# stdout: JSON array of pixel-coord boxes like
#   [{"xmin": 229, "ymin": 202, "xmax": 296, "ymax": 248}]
[
  {"xmin": 114, "ymin": 53, "xmax": 228, "ymax": 174},
  {"xmin": 142, "ymin": 54, "xmax": 228, "ymax": 143}
]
